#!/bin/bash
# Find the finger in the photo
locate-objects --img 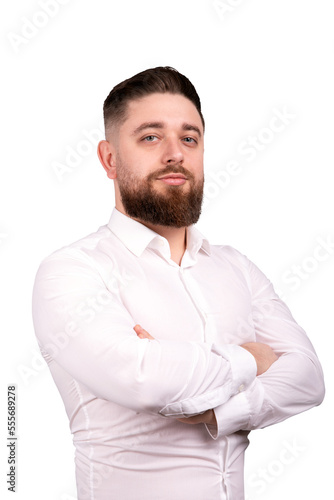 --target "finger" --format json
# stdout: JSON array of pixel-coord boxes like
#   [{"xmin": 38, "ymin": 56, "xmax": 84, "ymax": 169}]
[
  {"xmin": 177, "ymin": 419, "xmax": 199, "ymax": 425},
  {"xmin": 133, "ymin": 324, "xmax": 146, "ymax": 338},
  {"xmin": 177, "ymin": 416, "xmax": 200, "ymax": 425},
  {"xmin": 133, "ymin": 324, "xmax": 155, "ymax": 340},
  {"xmin": 177, "ymin": 410, "xmax": 215, "ymax": 426}
]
